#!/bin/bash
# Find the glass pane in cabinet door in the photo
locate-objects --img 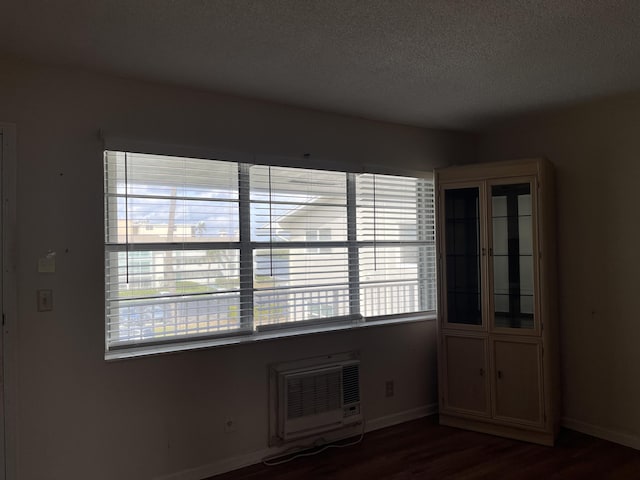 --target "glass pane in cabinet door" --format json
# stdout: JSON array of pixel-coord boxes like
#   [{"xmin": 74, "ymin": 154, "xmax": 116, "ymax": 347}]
[
  {"xmin": 444, "ymin": 188, "xmax": 482, "ymax": 325},
  {"xmin": 491, "ymin": 183, "xmax": 535, "ymax": 329}
]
